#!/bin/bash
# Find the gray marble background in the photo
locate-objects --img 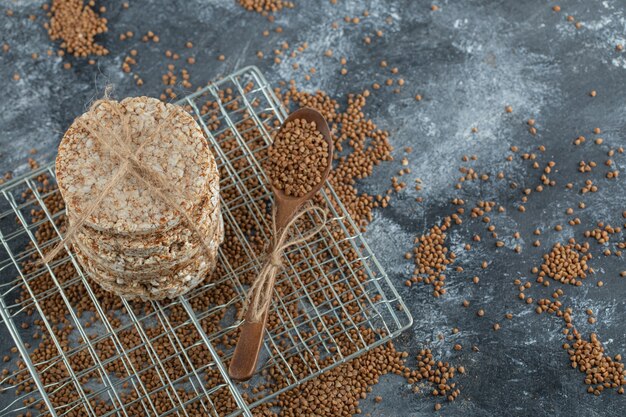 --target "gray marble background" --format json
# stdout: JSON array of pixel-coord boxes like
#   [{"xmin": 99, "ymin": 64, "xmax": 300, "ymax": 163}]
[{"xmin": 2, "ymin": 0, "xmax": 626, "ymax": 416}]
